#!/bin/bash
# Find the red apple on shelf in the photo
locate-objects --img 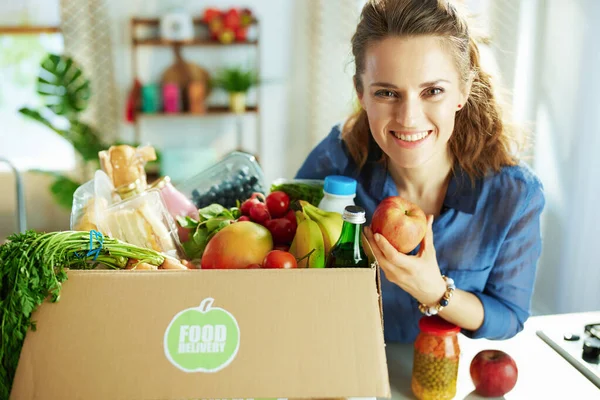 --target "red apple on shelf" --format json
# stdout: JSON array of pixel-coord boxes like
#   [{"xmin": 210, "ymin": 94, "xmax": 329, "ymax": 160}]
[
  {"xmin": 223, "ymin": 8, "xmax": 241, "ymax": 29},
  {"xmin": 370, "ymin": 196, "xmax": 427, "ymax": 254},
  {"xmin": 235, "ymin": 27, "xmax": 248, "ymax": 42},
  {"xmin": 470, "ymin": 350, "xmax": 519, "ymax": 398},
  {"xmin": 208, "ymin": 17, "xmax": 224, "ymax": 39},
  {"xmin": 202, "ymin": 8, "xmax": 221, "ymax": 23}
]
